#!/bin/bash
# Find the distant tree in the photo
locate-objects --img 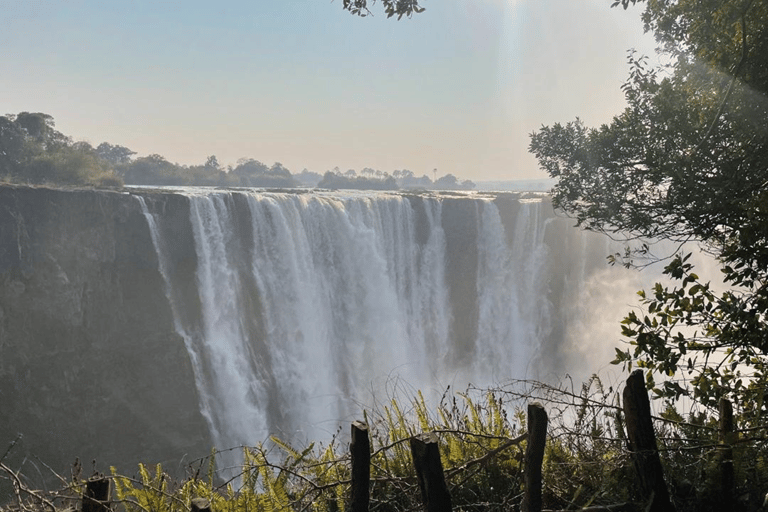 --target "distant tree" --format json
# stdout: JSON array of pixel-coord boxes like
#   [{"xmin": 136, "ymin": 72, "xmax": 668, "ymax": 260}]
[
  {"xmin": 295, "ymin": 168, "xmax": 322, "ymax": 187},
  {"xmin": 0, "ymin": 115, "xmax": 28, "ymax": 177},
  {"xmin": 205, "ymin": 155, "xmax": 220, "ymax": 171},
  {"xmin": 184, "ymin": 158, "xmax": 225, "ymax": 186},
  {"xmin": 96, "ymin": 142, "xmax": 136, "ymax": 165},
  {"xmin": 71, "ymin": 141, "xmax": 94, "ymax": 152},
  {"xmin": 0, "ymin": 113, "xmax": 122, "ymax": 186},
  {"xmin": 318, "ymin": 171, "xmax": 343, "ymax": 190},
  {"xmin": 232, "ymin": 158, "xmax": 269, "ymax": 179},
  {"xmin": 123, "ymin": 154, "xmax": 183, "ymax": 185},
  {"xmin": 14, "ymin": 112, "xmax": 53, "ymax": 141},
  {"xmin": 395, "ymin": 169, "xmax": 423, "ymax": 188},
  {"xmin": 229, "ymin": 159, "xmax": 295, "ymax": 187},
  {"xmin": 434, "ymin": 173, "xmax": 459, "ymax": 190},
  {"xmin": 318, "ymin": 171, "xmax": 398, "ymax": 191},
  {"xmin": 269, "ymin": 162, "xmax": 291, "ymax": 178},
  {"xmin": 26, "ymin": 146, "xmax": 113, "ymax": 186},
  {"xmin": 14, "ymin": 112, "xmax": 70, "ymax": 149}
]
